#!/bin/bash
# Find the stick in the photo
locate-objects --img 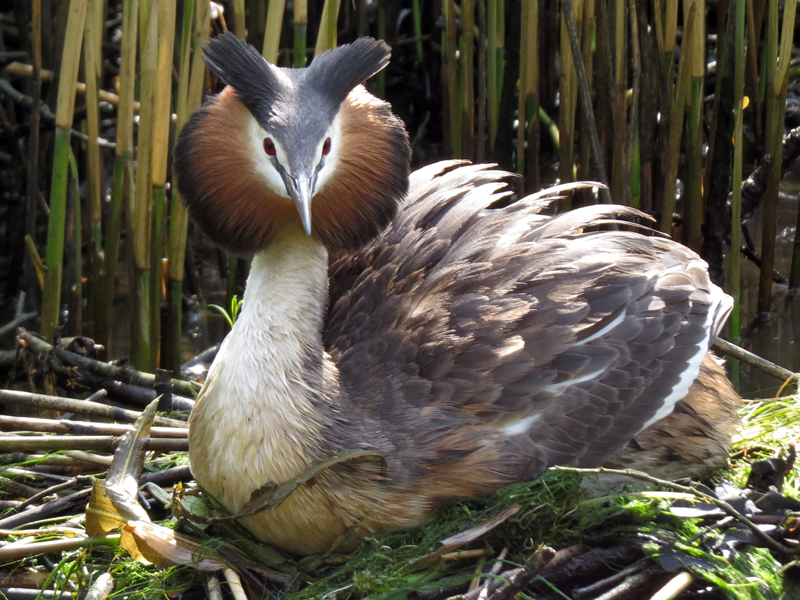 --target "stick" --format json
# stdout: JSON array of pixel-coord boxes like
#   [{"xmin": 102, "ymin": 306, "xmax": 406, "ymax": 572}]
[
  {"xmin": 0, "ymin": 389, "xmax": 187, "ymax": 428},
  {"xmin": 0, "ymin": 415, "xmax": 188, "ymax": 438},
  {"xmin": 0, "ymin": 488, "xmax": 92, "ymax": 530},
  {"xmin": 0, "ymin": 535, "xmax": 118, "ymax": 561},
  {"xmin": 84, "ymin": 572, "xmax": 114, "ymax": 600},
  {"xmin": 0, "ymin": 312, "xmax": 37, "ymax": 338},
  {"xmin": 0, "ymin": 435, "xmax": 188, "ymax": 453},
  {"xmin": 19, "ymin": 332, "xmax": 201, "ymax": 397},
  {"xmin": 713, "ymin": 338, "xmax": 799, "ymax": 384}
]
